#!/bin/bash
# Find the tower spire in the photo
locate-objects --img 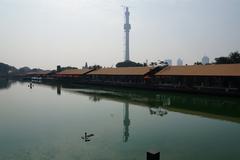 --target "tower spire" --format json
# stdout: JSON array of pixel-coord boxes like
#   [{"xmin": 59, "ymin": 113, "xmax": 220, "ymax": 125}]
[{"xmin": 124, "ymin": 7, "xmax": 131, "ymax": 61}]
